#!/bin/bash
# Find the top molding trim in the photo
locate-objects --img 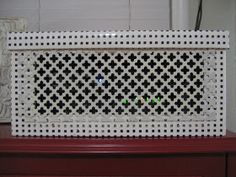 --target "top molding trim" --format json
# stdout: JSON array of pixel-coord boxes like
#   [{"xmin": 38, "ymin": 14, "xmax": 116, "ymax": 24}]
[{"xmin": 7, "ymin": 30, "xmax": 229, "ymax": 50}]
